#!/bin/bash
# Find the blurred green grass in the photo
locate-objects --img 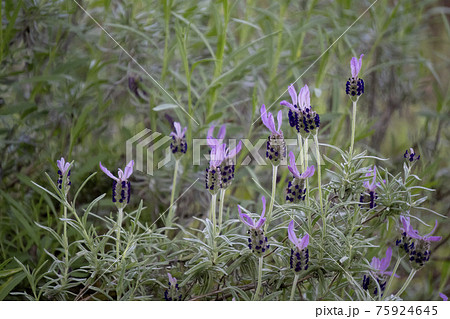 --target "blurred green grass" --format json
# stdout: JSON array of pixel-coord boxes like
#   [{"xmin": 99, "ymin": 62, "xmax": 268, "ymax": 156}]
[{"xmin": 0, "ymin": 0, "xmax": 448, "ymax": 300}]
